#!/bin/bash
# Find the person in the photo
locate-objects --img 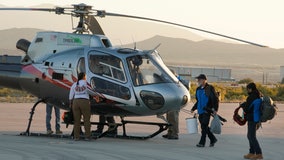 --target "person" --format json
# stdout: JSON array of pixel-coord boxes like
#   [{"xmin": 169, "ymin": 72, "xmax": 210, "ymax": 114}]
[
  {"xmin": 46, "ymin": 104, "xmax": 62, "ymax": 135},
  {"xmin": 191, "ymin": 74, "xmax": 219, "ymax": 147},
  {"xmin": 163, "ymin": 70, "xmax": 191, "ymax": 140},
  {"xmin": 241, "ymin": 82, "xmax": 263, "ymax": 159},
  {"xmin": 94, "ymin": 115, "xmax": 117, "ymax": 136},
  {"xmin": 69, "ymin": 72, "xmax": 94, "ymax": 141},
  {"xmin": 162, "ymin": 110, "xmax": 179, "ymax": 139}
]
